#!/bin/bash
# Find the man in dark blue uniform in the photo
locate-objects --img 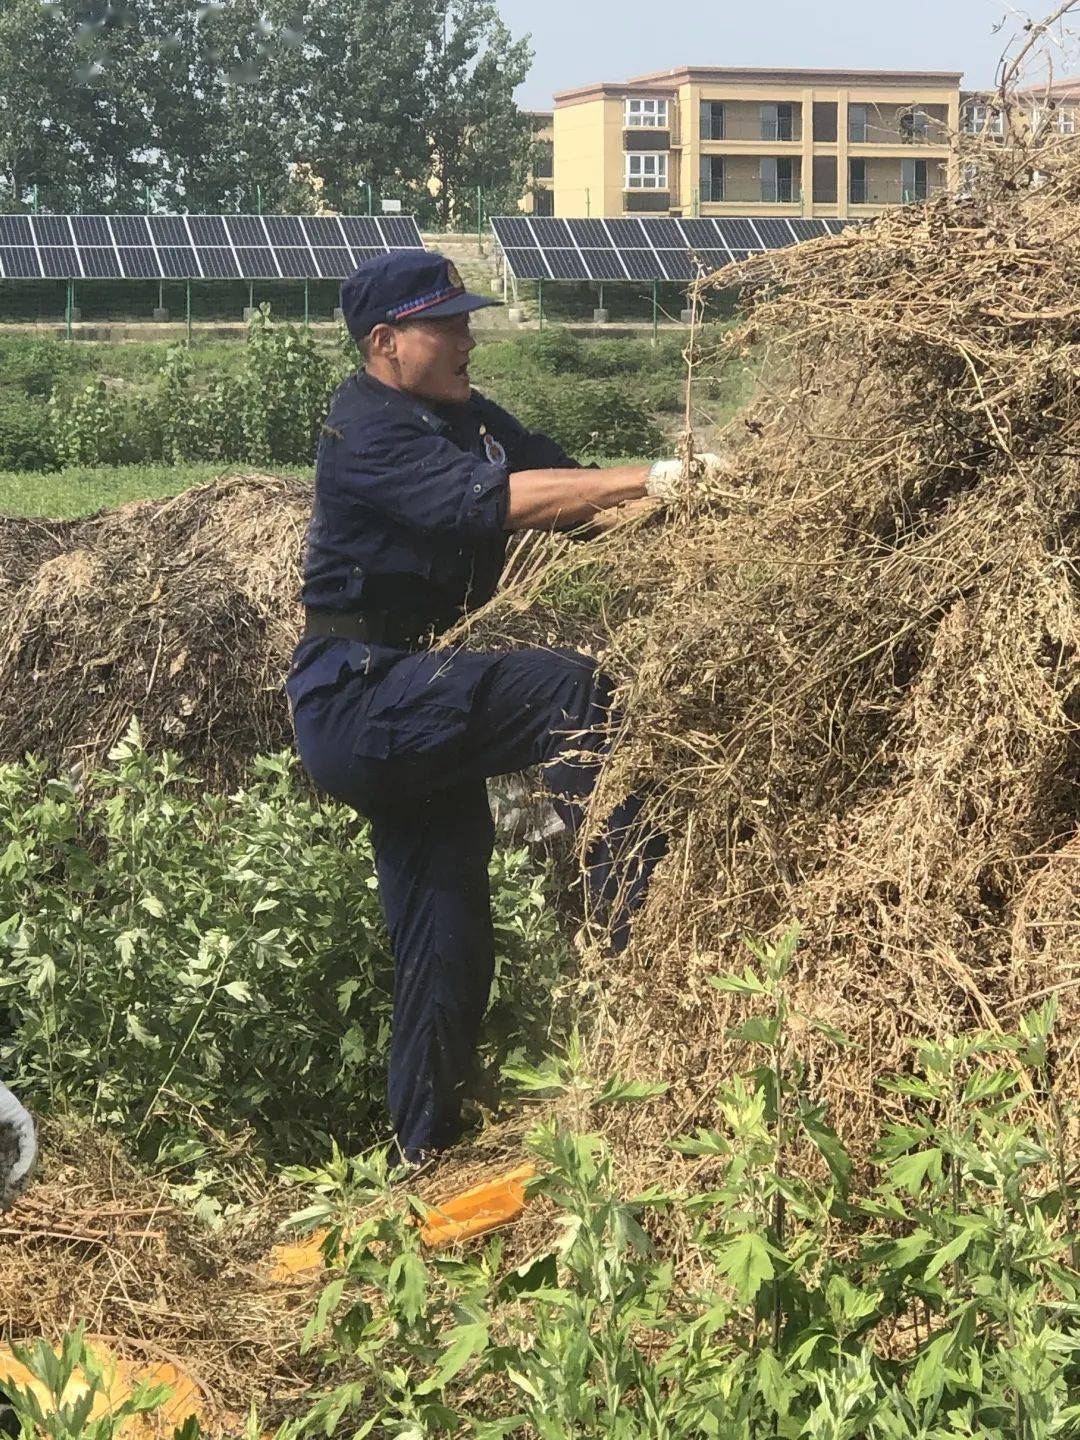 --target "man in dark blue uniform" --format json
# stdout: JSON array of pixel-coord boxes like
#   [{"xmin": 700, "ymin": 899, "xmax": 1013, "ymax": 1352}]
[{"xmin": 288, "ymin": 251, "xmax": 716, "ymax": 1164}]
